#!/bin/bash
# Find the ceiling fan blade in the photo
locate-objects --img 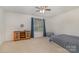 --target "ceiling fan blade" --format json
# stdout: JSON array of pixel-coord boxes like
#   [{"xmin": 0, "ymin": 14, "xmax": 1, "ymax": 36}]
[
  {"xmin": 36, "ymin": 6, "xmax": 48, "ymax": 9},
  {"xmin": 36, "ymin": 10, "xmax": 40, "ymax": 12},
  {"xmin": 45, "ymin": 9, "xmax": 51, "ymax": 11},
  {"xmin": 35, "ymin": 7, "xmax": 41, "ymax": 9}
]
